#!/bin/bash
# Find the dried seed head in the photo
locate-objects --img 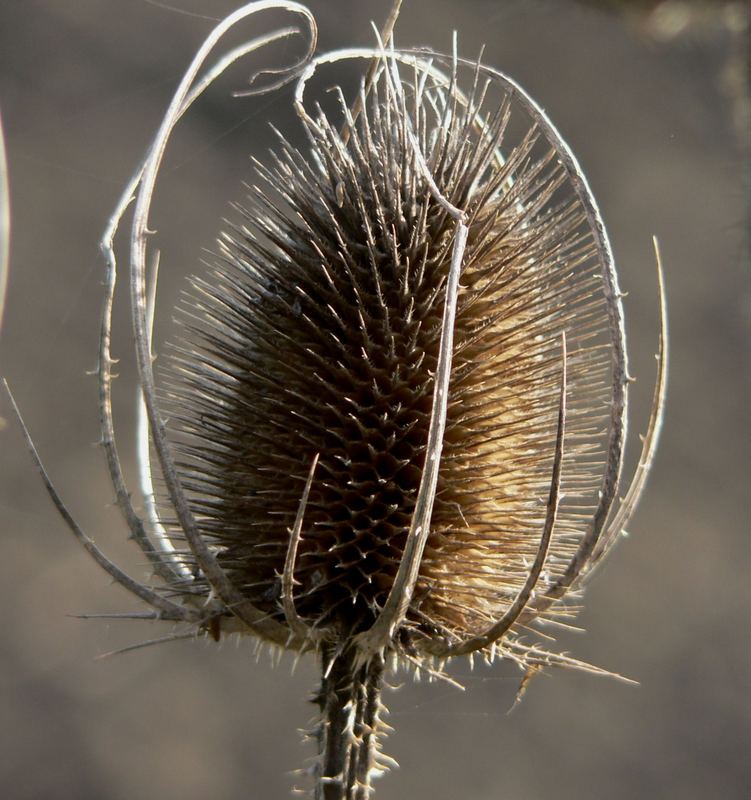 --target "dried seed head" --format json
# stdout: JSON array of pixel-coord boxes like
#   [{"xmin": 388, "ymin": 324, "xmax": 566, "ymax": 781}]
[
  {"xmin": 163, "ymin": 49, "xmax": 629, "ymax": 663},
  {"xmin": 7, "ymin": 6, "xmax": 666, "ymax": 797}
]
